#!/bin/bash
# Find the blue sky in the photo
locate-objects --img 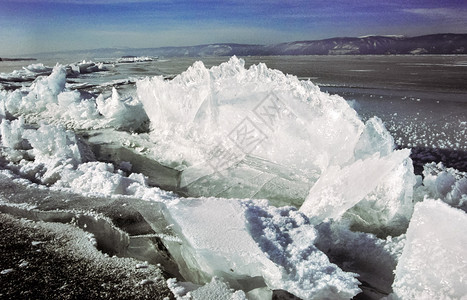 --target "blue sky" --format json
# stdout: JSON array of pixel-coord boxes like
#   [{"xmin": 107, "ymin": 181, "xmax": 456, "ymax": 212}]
[{"xmin": 1, "ymin": 0, "xmax": 466, "ymax": 56}]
